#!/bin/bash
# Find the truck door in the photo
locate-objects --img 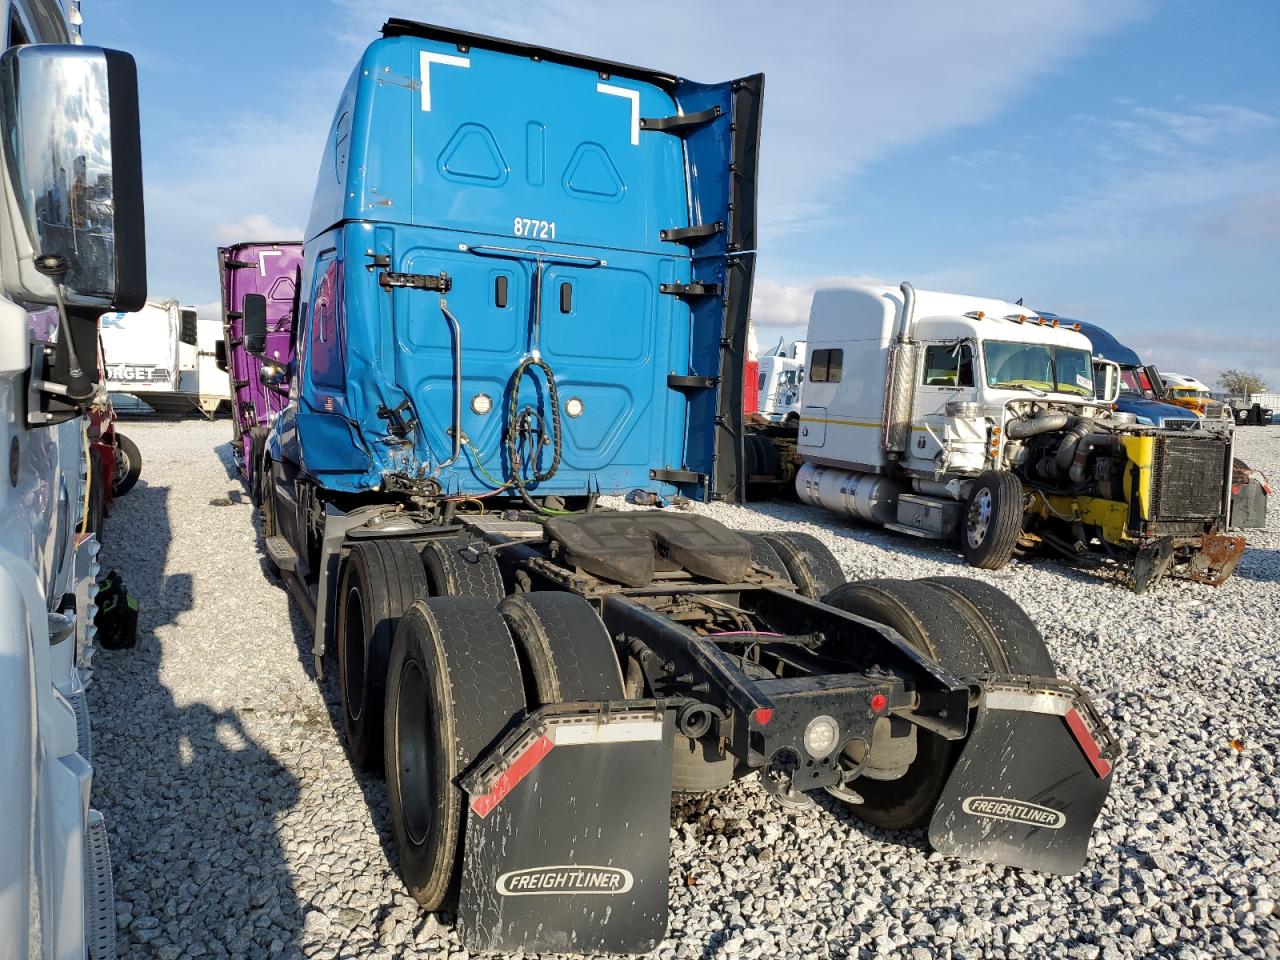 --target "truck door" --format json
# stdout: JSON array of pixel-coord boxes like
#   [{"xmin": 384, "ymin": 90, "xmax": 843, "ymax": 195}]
[{"xmin": 908, "ymin": 341, "xmax": 980, "ymax": 471}]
